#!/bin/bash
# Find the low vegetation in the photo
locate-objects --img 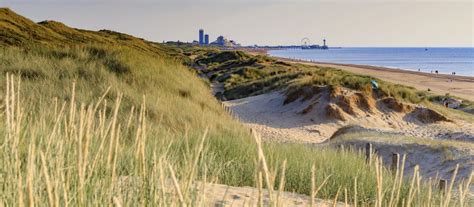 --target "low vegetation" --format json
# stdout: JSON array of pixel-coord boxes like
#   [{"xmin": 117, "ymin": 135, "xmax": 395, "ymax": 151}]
[
  {"xmin": 0, "ymin": 8, "xmax": 471, "ymax": 206},
  {"xmin": 192, "ymin": 50, "xmax": 304, "ymax": 100},
  {"xmin": 190, "ymin": 49, "xmax": 474, "ymax": 118},
  {"xmin": 2, "ymin": 72, "xmax": 471, "ymax": 206},
  {"xmin": 329, "ymin": 126, "xmax": 474, "ymax": 150}
]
